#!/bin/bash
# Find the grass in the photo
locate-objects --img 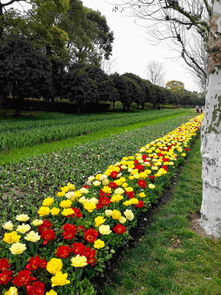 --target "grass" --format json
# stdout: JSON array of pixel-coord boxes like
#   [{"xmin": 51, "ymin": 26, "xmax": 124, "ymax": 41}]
[
  {"xmin": 0, "ymin": 114, "xmax": 195, "ymax": 234},
  {"xmin": 0, "ymin": 109, "xmax": 191, "ymax": 151},
  {"xmin": 100, "ymin": 139, "xmax": 221, "ymax": 295},
  {"xmin": 0, "ymin": 110, "xmax": 194, "ymax": 165}
]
